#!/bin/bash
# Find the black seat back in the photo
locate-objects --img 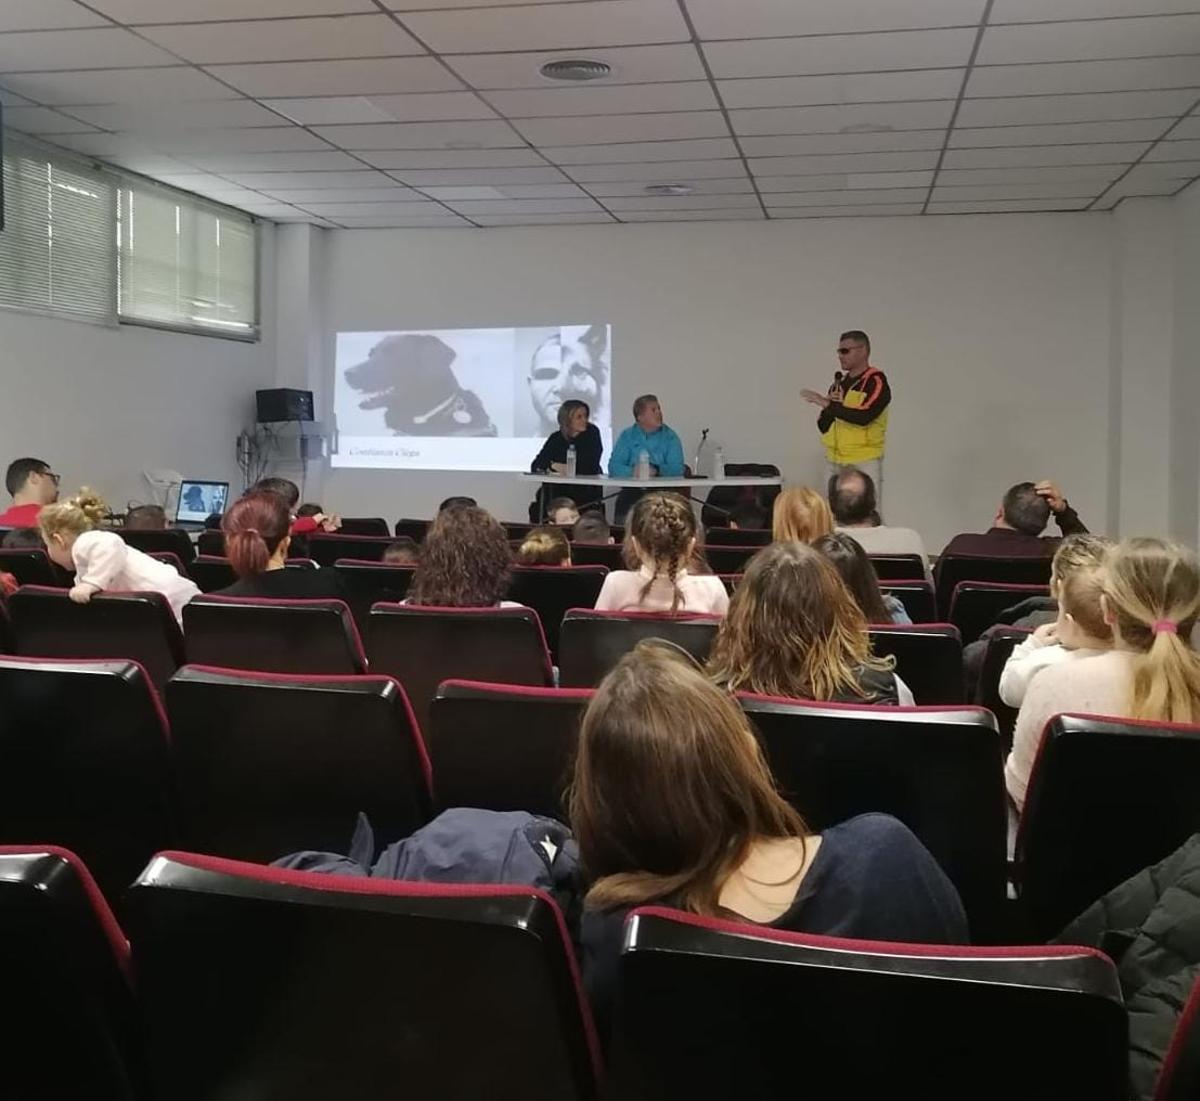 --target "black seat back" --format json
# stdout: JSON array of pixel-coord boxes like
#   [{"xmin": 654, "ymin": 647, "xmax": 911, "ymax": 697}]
[
  {"xmin": 976, "ymin": 627, "xmax": 1030, "ymax": 747},
  {"xmin": 740, "ymin": 694, "xmax": 1006, "ymax": 939},
  {"xmin": 0, "ymin": 547, "xmax": 68, "ymax": 587},
  {"xmin": 336, "ymin": 517, "xmax": 389, "ymax": 536},
  {"xmin": 880, "ymin": 580, "xmax": 937, "ymax": 623},
  {"xmin": 1016, "ymin": 714, "xmax": 1200, "ymax": 938},
  {"xmin": 703, "ymin": 527, "xmax": 771, "ymax": 546},
  {"xmin": 868, "ymin": 553, "xmax": 926, "ymax": 581},
  {"xmin": 935, "ymin": 554, "xmax": 1053, "ymax": 618},
  {"xmin": 196, "ymin": 530, "xmax": 224, "ymax": 556},
  {"xmin": 307, "ymin": 533, "xmax": 395, "ymax": 566},
  {"xmin": 127, "ymin": 852, "xmax": 600, "ymax": 1101},
  {"xmin": 701, "ymin": 462, "xmax": 781, "ymax": 527},
  {"xmin": 950, "ymin": 582, "xmax": 1051, "ymax": 644},
  {"xmin": 869, "ymin": 624, "xmax": 964, "ymax": 704},
  {"xmin": 167, "ymin": 666, "xmax": 431, "ymax": 861},
  {"xmin": 186, "ymin": 554, "xmax": 237, "ymax": 592},
  {"xmin": 610, "ymin": 908, "xmax": 1126, "ymax": 1101},
  {"xmin": 506, "ymin": 566, "xmax": 608, "ymax": 661},
  {"xmin": 332, "ymin": 560, "xmax": 417, "ymax": 631},
  {"xmin": 394, "ymin": 518, "xmax": 429, "ymax": 541},
  {"xmin": 119, "ymin": 527, "xmax": 195, "ymax": 564},
  {"xmin": 558, "ymin": 609, "xmax": 722, "ymax": 688},
  {"xmin": 703, "ymin": 545, "xmax": 762, "ymax": 574},
  {"xmin": 9, "ymin": 586, "xmax": 185, "ymax": 689},
  {"xmin": 570, "ymin": 542, "xmax": 624, "ymax": 570}
]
